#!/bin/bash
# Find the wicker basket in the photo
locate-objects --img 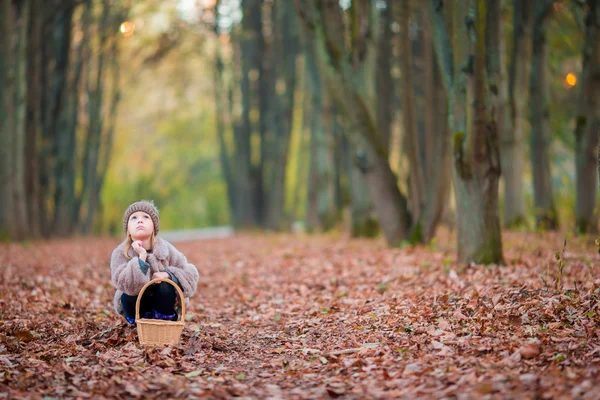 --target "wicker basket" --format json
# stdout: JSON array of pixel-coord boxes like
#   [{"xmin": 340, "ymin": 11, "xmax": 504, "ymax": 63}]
[{"xmin": 135, "ymin": 278, "xmax": 186, "ymax": 345}]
